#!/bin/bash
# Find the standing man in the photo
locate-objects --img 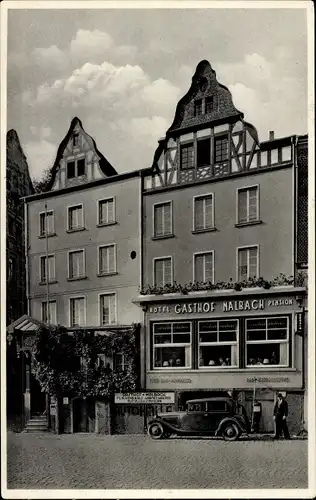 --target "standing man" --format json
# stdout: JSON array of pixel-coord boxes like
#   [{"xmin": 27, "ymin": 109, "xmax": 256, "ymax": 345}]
[{"xmin": 273, "ymin": 393, "xmax": 291, "ymax": 439}]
